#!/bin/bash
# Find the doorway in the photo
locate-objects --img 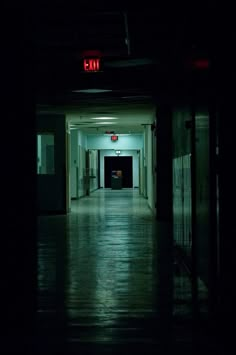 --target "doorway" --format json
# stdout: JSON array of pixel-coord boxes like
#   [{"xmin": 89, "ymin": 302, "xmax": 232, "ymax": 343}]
[{"xmin": 104, "ymin": 156, "xmax": 133, "ymax": 188}]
